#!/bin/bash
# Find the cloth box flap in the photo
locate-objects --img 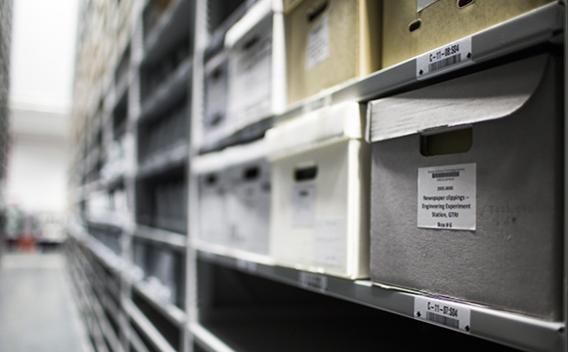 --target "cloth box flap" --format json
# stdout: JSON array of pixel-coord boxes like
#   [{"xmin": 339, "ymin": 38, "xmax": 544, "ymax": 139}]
[
  {"xmin": 368, "ymin": 54, "xmax": 548, "ymax": 143},
  {"xmin": 267, "ymin": 102, "xmax": 363, "ymax": 155}
]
